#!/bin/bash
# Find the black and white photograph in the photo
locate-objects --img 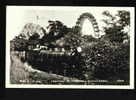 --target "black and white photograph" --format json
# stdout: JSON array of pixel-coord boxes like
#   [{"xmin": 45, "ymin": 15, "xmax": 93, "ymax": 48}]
[{"xmin": 6, "ymin": 6, "xmax": 134, "ymax": 89}]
